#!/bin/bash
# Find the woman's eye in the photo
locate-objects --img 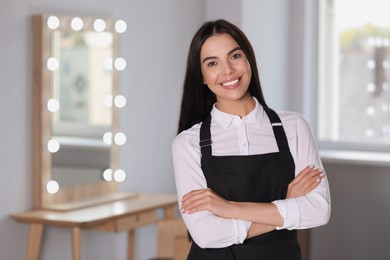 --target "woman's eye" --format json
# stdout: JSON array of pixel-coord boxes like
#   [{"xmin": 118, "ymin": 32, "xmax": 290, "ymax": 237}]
[
  {"xmin": 231, "ymin": 53, "xmax": 241, "ymax": 60},
  {"xmin": 207, "ymin": 61, "xmax": 217, "ymax": 67}
]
